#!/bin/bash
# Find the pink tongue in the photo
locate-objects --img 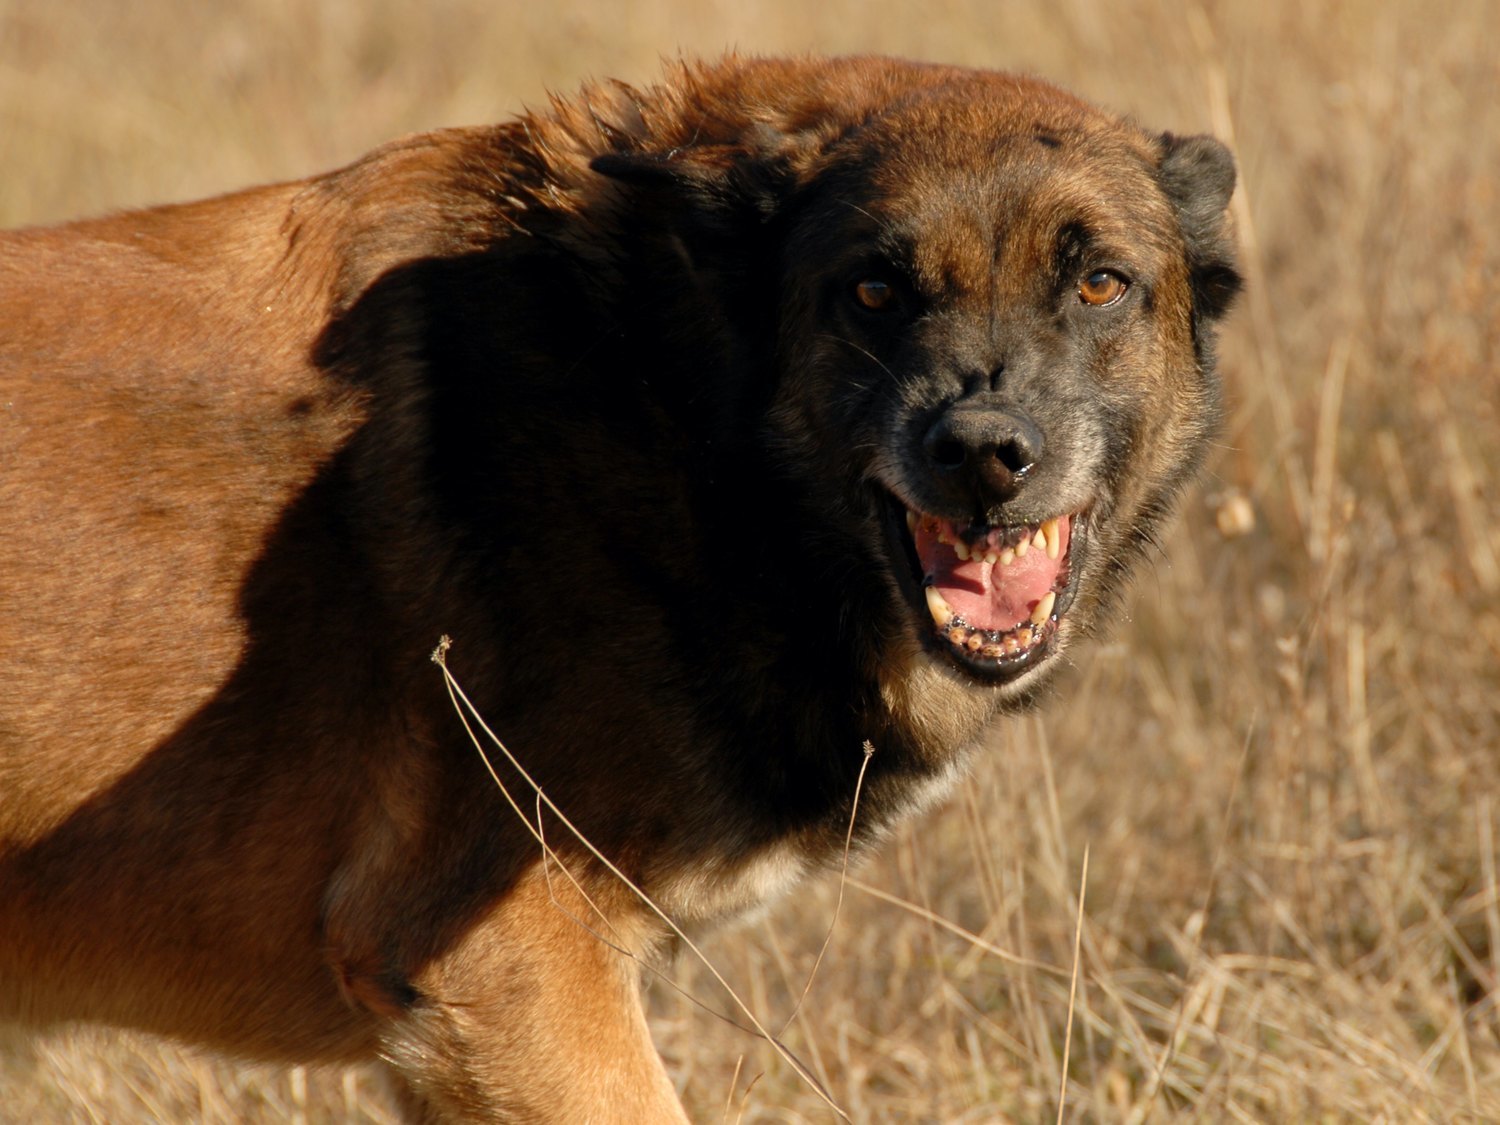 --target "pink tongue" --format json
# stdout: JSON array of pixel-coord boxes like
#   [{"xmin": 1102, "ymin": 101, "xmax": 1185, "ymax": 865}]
[{"xmin": 914, "ymin": 516, "xmax": 1069, "ymax": 633}]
